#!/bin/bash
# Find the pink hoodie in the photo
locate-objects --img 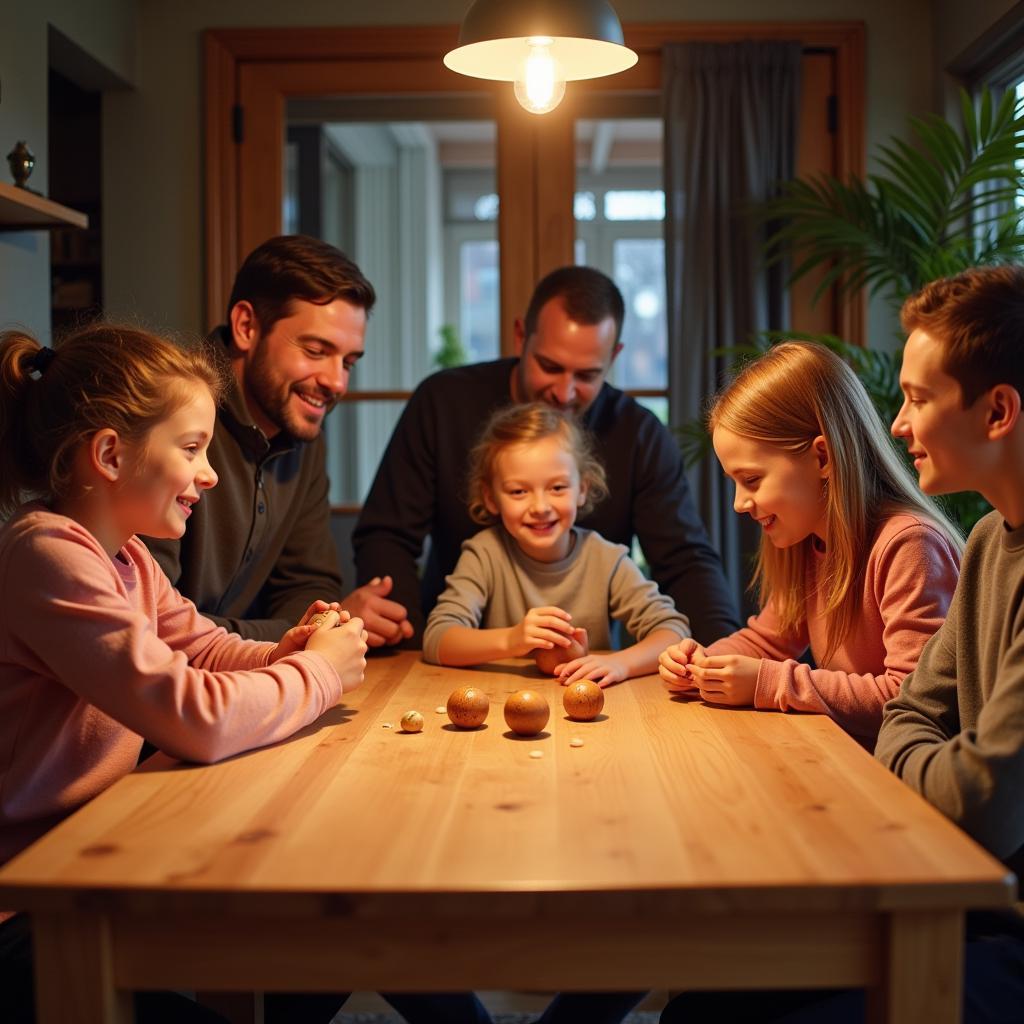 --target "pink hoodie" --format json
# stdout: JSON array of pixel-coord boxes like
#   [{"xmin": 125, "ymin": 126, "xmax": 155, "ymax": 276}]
[
  {"xmin": 707, "ymin": 514, "xmax": 960, "ymax": 744},
  {"xmin": 0, "ymin": 506, "xmax": 342, "ymax": 892}
]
